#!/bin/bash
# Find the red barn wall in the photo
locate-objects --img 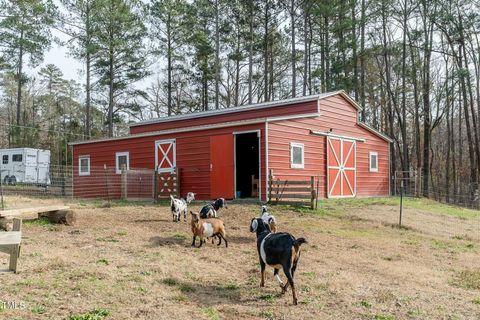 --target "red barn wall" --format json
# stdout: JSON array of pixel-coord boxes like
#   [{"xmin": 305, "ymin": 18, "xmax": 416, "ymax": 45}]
[
  {"xmin": 73, "ymin": 123, "xmax": 266, "ymax": 200},
  {"xmin": 267, "ymin": 94, "xmax": 389, "ymax": 198},
  {"xmin": 129, "ymin": 101, "xmax": 318, "ymax": 134}
]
